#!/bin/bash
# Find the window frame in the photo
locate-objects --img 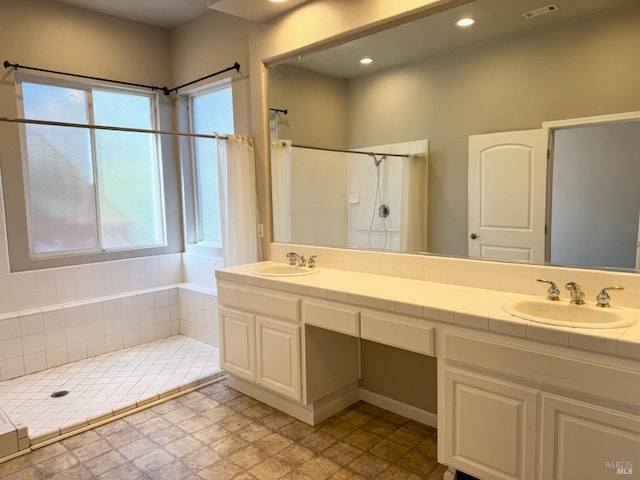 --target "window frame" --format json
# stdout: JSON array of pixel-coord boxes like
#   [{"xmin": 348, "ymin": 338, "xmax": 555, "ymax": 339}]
[
  {"xmin": 181, "ymin": 79, "xmax": 234, "ymax": 259},
  {"xmin": 2, "ymin": 72, "xmax": 181, "ymax": 272}
]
